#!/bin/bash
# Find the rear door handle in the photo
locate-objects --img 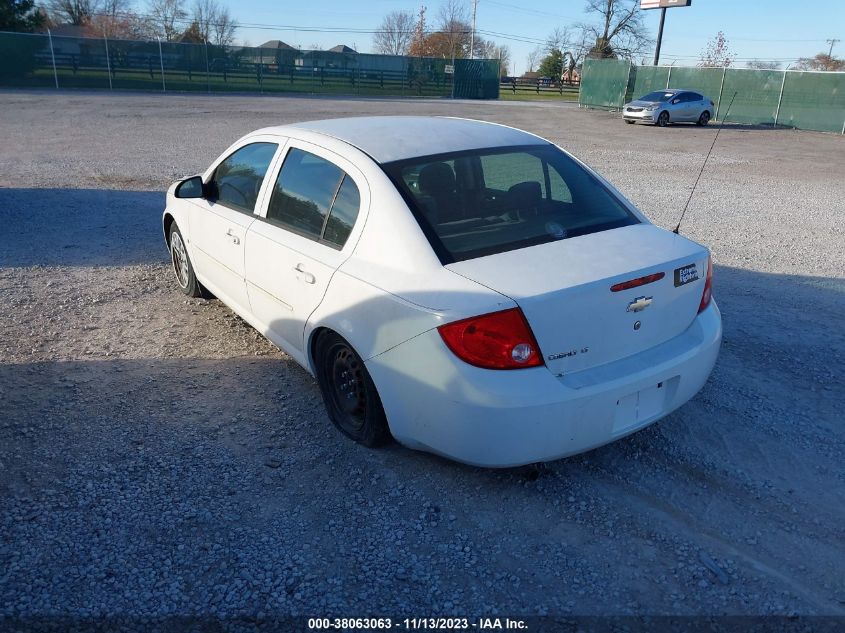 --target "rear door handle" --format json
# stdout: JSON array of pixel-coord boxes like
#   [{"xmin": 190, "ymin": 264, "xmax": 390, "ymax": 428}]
[
  {"xmin": 294, "ymin": 263, "xmax": 316, "ymax": 284},
  {"xmin": 225, "ymin": 228, "xmax": 240, "ymax": 245}
]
